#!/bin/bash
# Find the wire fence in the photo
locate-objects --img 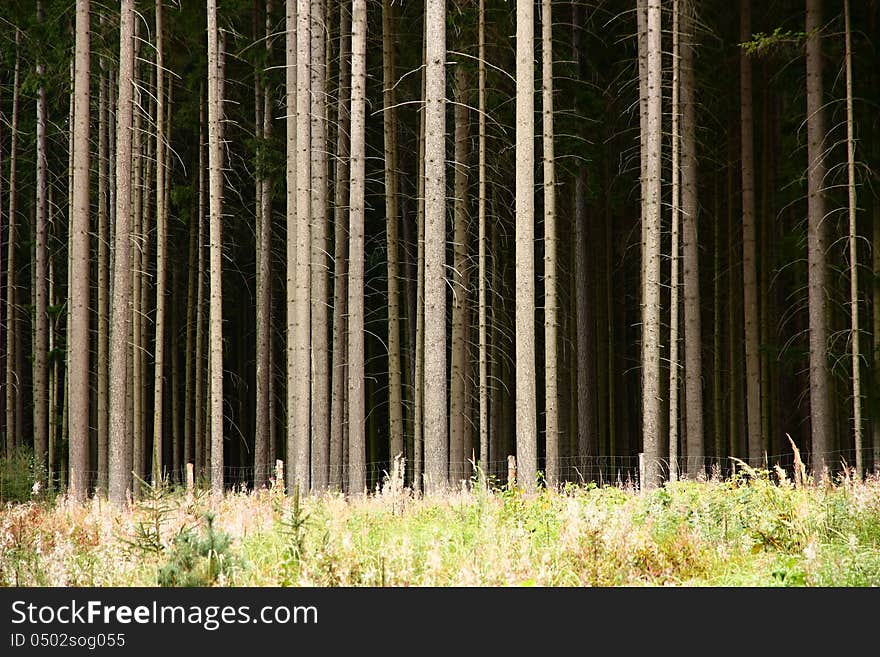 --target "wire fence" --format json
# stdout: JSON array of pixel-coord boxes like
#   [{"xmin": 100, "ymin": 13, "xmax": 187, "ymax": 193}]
[{"xmin": 2, "ymin": 445, "xmax": 879, "ymax": 502}]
